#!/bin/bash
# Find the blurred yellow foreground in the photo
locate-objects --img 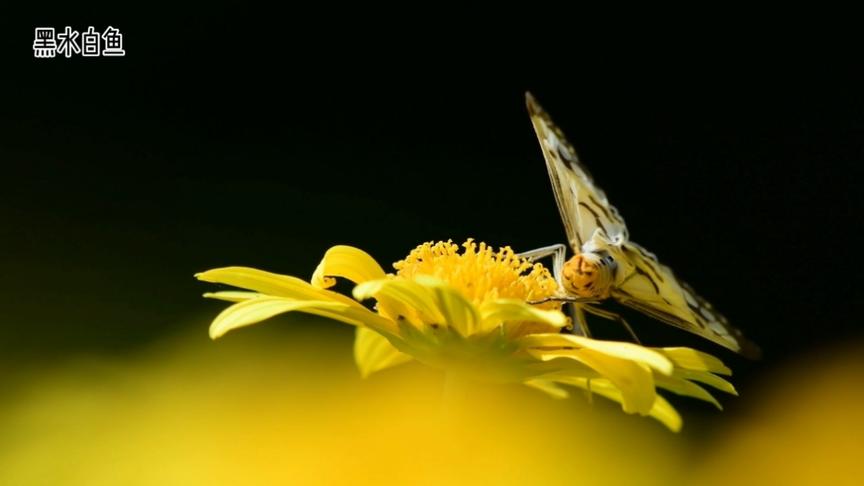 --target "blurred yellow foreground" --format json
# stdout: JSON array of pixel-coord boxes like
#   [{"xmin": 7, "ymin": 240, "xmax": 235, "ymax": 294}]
[{"xmin": 1, "ymin": 320, "xmax": 862, "ymax": 485}]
